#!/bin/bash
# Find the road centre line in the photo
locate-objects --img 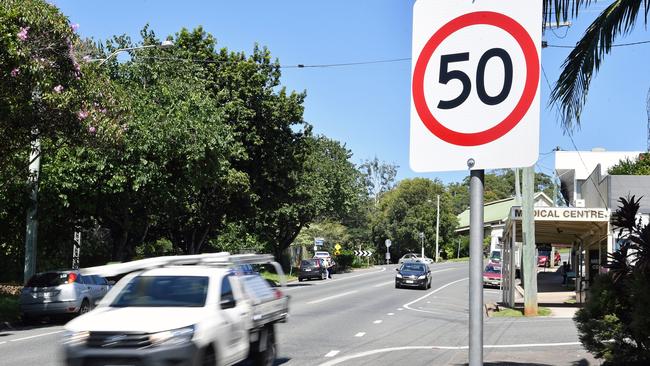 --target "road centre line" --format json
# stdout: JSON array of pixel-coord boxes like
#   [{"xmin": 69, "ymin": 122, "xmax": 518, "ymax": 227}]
[
  {"xmin": 373, "ymin": 320, "xmax": 382, "ymax": 324},
  {"xmin": 387, "ymin": 313, "xmax": 394, "ymax": 316},
  {"xmin": 9, "ymin": 330, "xmax": 64, "ymax": 342},
  {"xmin": 324, "ymin": 350, "xmax": 340, "ymax": 358},
  {"xmin": 318, "ymin": 342, "xmax": 582, "ymax": 366},
  {"xmin": 307, "ymin": 291, "xmax": 358, "ymax": 305},
  {"xmin": 354, "ymin": 332, "xmax": 365, "ymax": 337},
  {"xmin": 403, "ymin": 278, "xmax": 469, "ymax": 313}
]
